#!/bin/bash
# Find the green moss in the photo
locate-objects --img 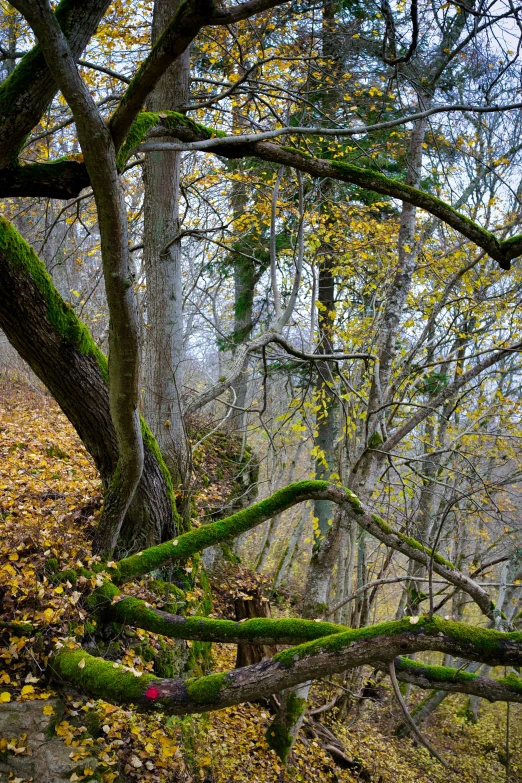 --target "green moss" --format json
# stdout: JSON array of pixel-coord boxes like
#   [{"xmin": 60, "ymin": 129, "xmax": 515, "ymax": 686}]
[
  {"xmin": 45, "ymin": 557, "xmax": 59, "ymax": 574},
  {"xmin": 397, "ymin": 533, "xmax": 454, "ymax": 568},
  {"xmin": 0, "ymin": 216, "xmax": 108, "ymax": 379},
  {"xmin": 185, "ymin": 672, "xmax": 226, "ymax": 703},
  {"xmin": 140, "ymin": 417, "xmax": 180, "ymax": 523},
  {"xmin": 116, "ymin": 480, "xmax": 332, "ymax": 582},
  {"xmin": 84, "ymin": 706, "xmax": 104, "ymax": 738},
  {"xmin": 498, "ymin": 672, "xmax": 522, "ymax": 694},
  {"xmin": 344, "ymin": 488, "xmax": 364, "ymax": 515},
  {"xmin": 0, "ymin": 620, "xmax": 34, "ymax": 635},
  {"xmin": 369, "ymin": 509, "xmax": 454, "ymax": 568},
  {"xmin": 273, "ymin": 616, "xmax": 522, "ymax": 668},
  {"xmin": 280, "ymin": 145, "xmax": 311, "ymax": 159},
  {"xmin": 367, "ymin": 431, "xmax": 383, "ymax": 449},
  {"xmin": 52, "ymin": 568, "xmax": 79, "ymax": 585},
  {"xmin": 397, "ymin": 658, "xmax": 522, "ymax": 697},
  {"xmin": 50, "ymin": 649, "xmax": 158, "ymax": 703},
  {"xmin": 116, "ymin": 111, "xmax": 226, "ymax": 170},
  {"xmin": 86, "ymin": 580, "xmax": 121, "ymax": 615},
  {"xmin": 395, "ymin": 657, "xmax": 479, "ymax": 684},
  {"xmin": 371, "ymin": 512, "xmax": 393, "ymax": 535},
  {"xmin": 266, "ymin": 724, "xmax": 294, "ymax": 762},
  {"xmin": 285, "ymin": 692, "xmax": 307, "ymax": 723}
]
